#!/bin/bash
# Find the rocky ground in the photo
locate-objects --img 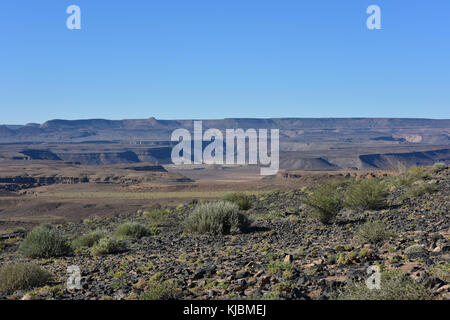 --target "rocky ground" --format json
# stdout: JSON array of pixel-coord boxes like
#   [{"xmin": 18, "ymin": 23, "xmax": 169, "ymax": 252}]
[{"xmin": 0, "ymin": 166, "xmax": 449, "ymax": 300}]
